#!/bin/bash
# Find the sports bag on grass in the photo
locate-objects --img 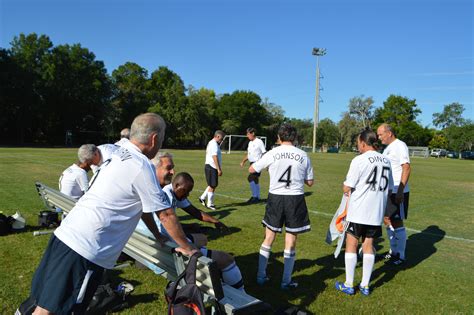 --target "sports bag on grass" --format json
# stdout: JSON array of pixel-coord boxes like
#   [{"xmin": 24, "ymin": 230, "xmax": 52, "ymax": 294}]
[{"xmin": 165, "ymin": 252, "xmax": 206, "ymax": 315}]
